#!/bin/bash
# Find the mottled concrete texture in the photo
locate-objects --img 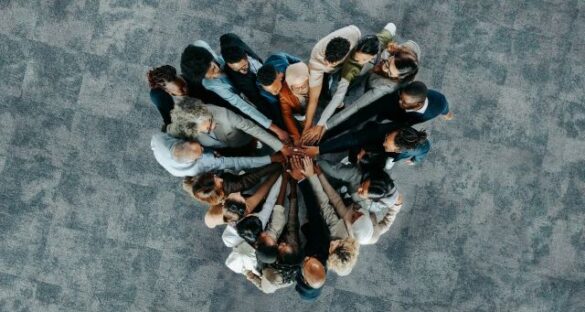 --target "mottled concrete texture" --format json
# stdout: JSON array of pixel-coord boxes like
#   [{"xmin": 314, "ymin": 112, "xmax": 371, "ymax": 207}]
[{"xmin": 0, "ymin": 0, "xmax": 584, "ymax": 311}]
